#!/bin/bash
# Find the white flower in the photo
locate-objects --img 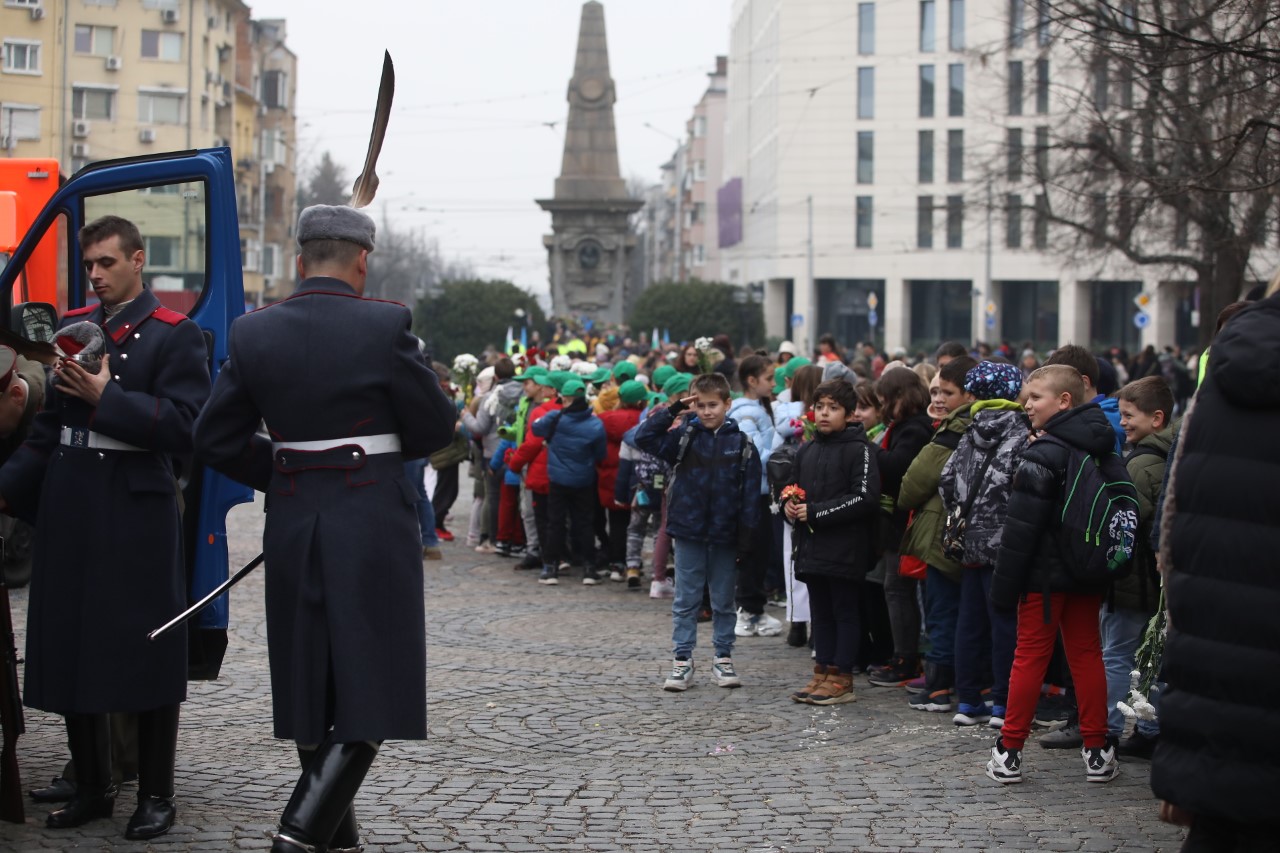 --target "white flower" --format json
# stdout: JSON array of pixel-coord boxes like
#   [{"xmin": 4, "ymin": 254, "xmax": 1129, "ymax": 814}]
[
  {"xmin": 695, "ymin": 336, "xmax": 714, "ymax": 352},
  {"xmin": 452, "ymin": 353, "xmax": 479, "ymax": 372}
]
